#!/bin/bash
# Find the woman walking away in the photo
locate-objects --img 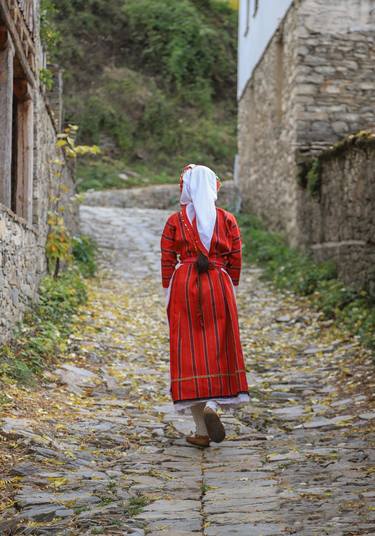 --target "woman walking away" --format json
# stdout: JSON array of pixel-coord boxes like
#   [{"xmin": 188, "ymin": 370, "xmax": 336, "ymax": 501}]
[{"xmin": 160, "ymin": 164, "xmax": 249, "ymax": 447}]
